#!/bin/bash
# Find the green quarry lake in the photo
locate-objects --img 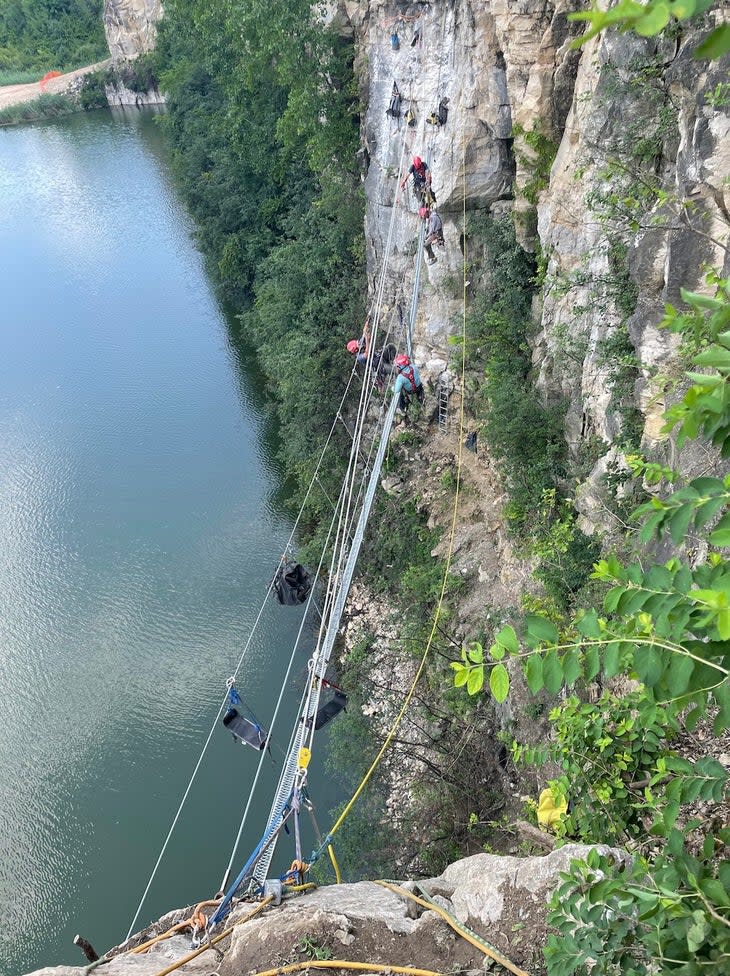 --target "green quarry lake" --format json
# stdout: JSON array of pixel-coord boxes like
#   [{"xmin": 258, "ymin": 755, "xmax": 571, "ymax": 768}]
[{"xmin": 0, "ymin": 109, "xmax": 336, "ymax": 975}]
